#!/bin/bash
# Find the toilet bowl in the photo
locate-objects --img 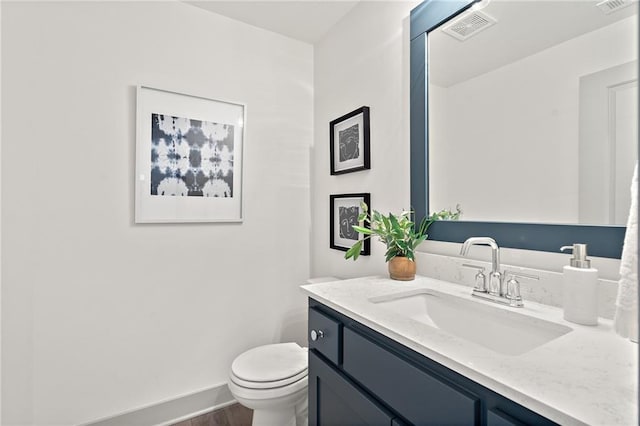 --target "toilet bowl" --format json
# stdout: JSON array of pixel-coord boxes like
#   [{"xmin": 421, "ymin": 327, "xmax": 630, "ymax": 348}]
[{"xmin": 228, "ymin": 342, "xmax": 308, "ymax": 426}]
